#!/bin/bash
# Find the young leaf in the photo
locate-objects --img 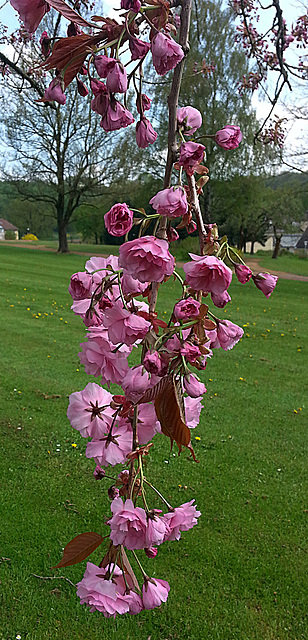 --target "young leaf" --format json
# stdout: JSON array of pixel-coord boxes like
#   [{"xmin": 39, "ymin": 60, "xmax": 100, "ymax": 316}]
[
  {"xmin": 47, "ymin": 0, "xmax": 96, "ymax": 28},
  {"xmin": 52, "ymin": 532, "xmax": 104, "ymax": 569},
  {"xmin": 154, "ymin": 378, "xmax": 198, "ymax": 461},
  {"xmin": 137, "ymin": 376, "xmax": 170, "ymax": 405}
]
